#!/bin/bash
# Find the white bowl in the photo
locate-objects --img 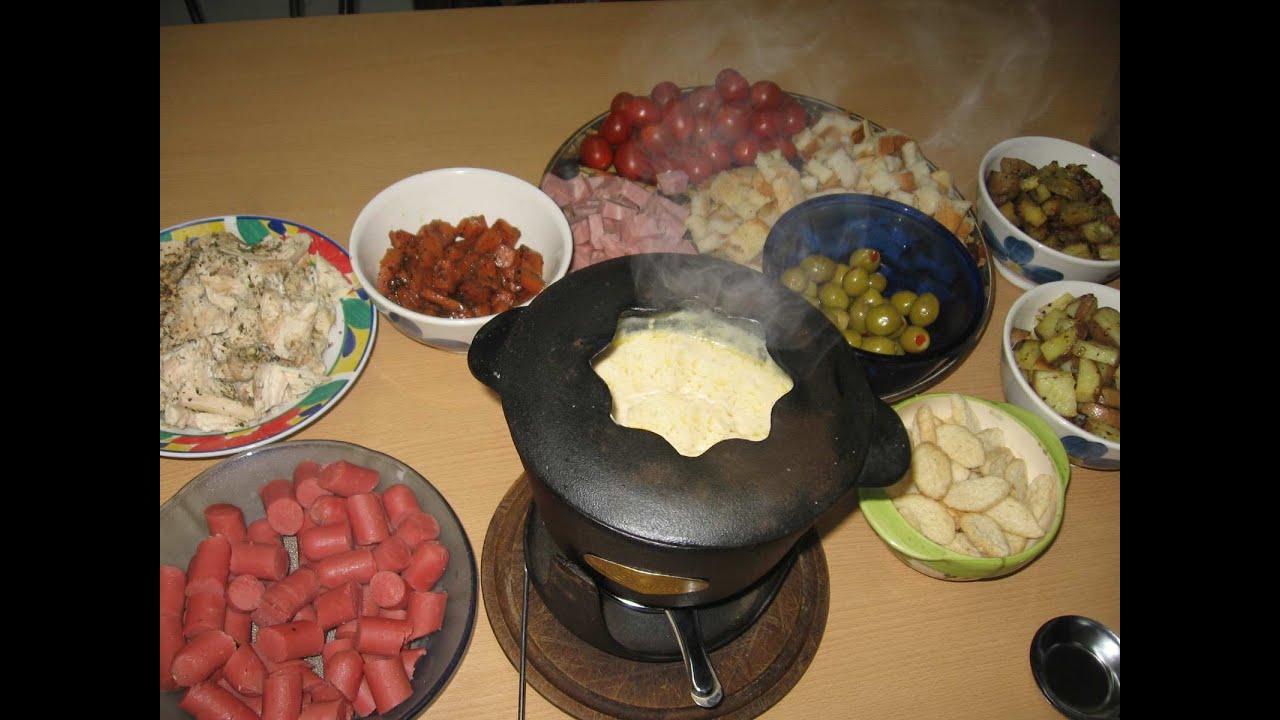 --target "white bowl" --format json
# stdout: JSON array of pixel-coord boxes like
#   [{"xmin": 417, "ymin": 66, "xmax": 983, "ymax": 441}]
[
  {"xmin": 976, "ymin": 137, "xmax": 1120, "ymax": 290},
  {"xmin": 1001, "ymin": 280, "xmax": 1120, "ymax": 470},
  {"xmin": 349, "ymin": 168, "xmax": 573, "ymax": 351}
]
